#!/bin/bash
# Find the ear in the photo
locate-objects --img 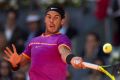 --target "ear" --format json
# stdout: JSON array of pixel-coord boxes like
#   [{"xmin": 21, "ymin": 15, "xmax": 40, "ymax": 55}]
[{"xmin": 61, "ymin": 19, "xmax": 65, "ymax": 26}]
